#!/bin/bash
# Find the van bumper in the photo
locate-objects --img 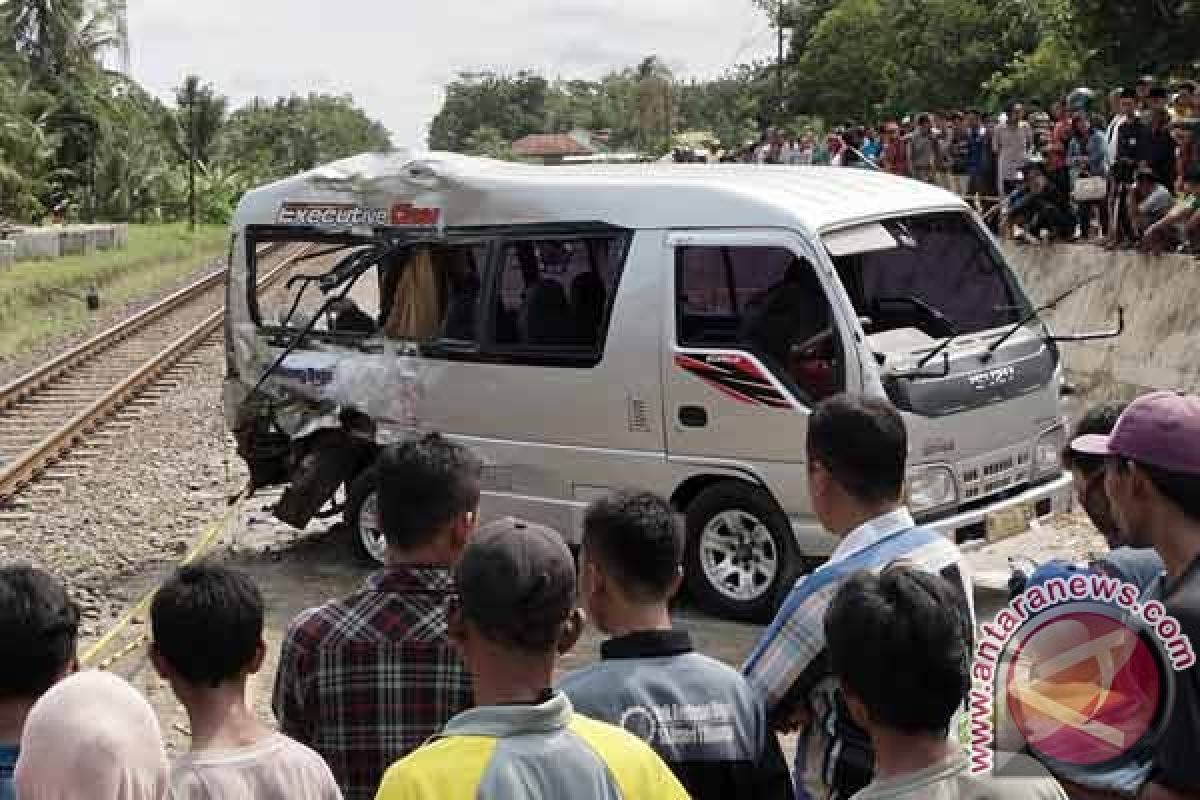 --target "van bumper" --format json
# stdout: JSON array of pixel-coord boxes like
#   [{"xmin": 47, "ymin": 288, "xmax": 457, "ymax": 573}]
[
  {"xmin": 926, "ymin": 472, "xmax": 1074, "ymax": 544},
  {"xmin": 785, "ymin": 472, "xmax": 1074, "ymax": 560}
]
